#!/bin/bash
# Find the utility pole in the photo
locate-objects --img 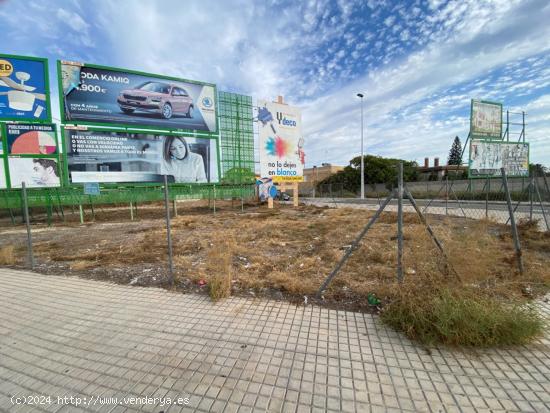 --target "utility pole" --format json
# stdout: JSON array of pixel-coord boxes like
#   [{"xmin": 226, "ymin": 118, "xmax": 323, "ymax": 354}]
[{"xmin": 357, "ymin": 93, "xmax": 365, "ymax": 199}]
